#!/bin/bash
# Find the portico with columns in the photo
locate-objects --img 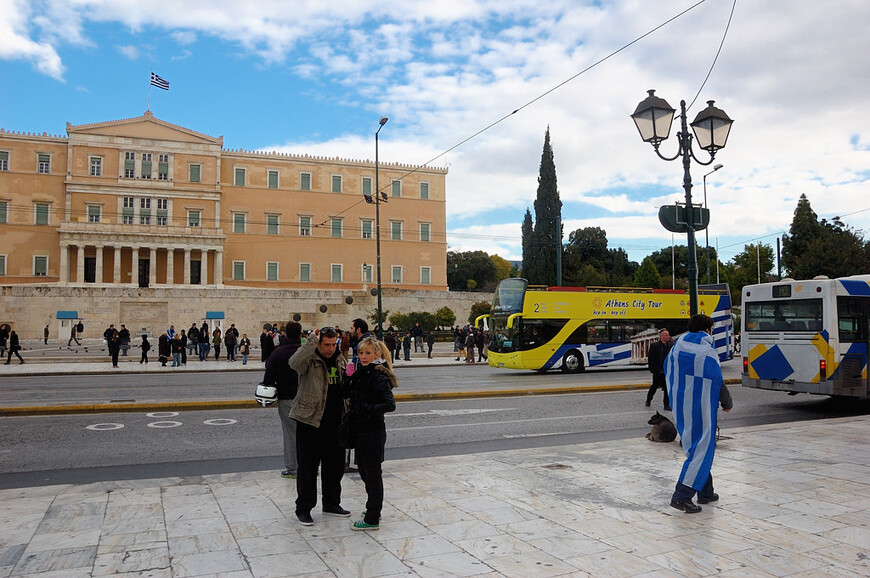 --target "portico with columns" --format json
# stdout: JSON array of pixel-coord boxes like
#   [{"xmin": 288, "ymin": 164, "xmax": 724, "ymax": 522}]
[{"xmin": 57, "ymin": 223, "xmax": 225, "ymax": 287}]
